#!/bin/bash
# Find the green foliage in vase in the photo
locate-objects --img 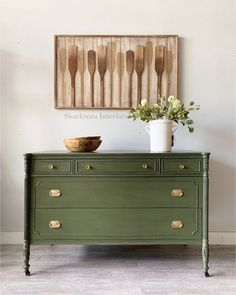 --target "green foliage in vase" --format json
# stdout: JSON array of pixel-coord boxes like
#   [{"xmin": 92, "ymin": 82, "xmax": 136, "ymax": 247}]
[{"xmin": 128, "ymin": 96, "xmax": 200, "ymax": 133}]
